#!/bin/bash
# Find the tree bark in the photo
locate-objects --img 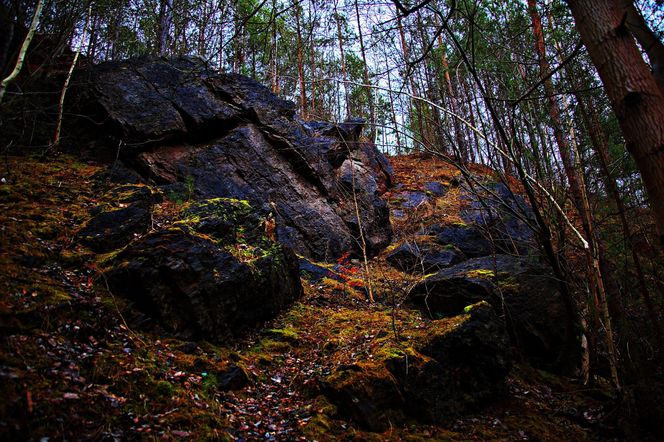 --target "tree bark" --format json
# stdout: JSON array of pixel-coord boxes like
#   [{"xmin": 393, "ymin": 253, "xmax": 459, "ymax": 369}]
[
  {"xmin": 158, "ymin": 0, "xmax": 173, "ymax": 56},
  {"xmin": 568, "ymin": 0, "xmax": 664, "ymax": 245},
  {"xmin": 622, "ymin": 0, "xmax": 664, "ymax": 94}
]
